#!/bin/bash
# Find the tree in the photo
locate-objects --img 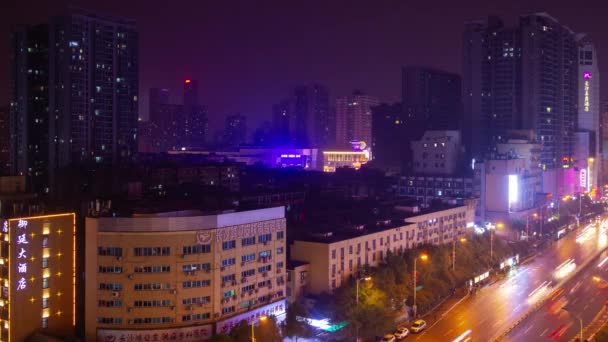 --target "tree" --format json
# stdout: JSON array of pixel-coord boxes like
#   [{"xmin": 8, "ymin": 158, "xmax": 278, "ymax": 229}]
[
  {"xmin": 283, "ymin": 301, "xmax": 315, "ymax": 341},
  {"xmin": 228, "ymin": 317, "xmax": 282, "ymax": 342},
  {"xmin": 207, "ymin": 334, "xmax": 235, "ymax": 342}
]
